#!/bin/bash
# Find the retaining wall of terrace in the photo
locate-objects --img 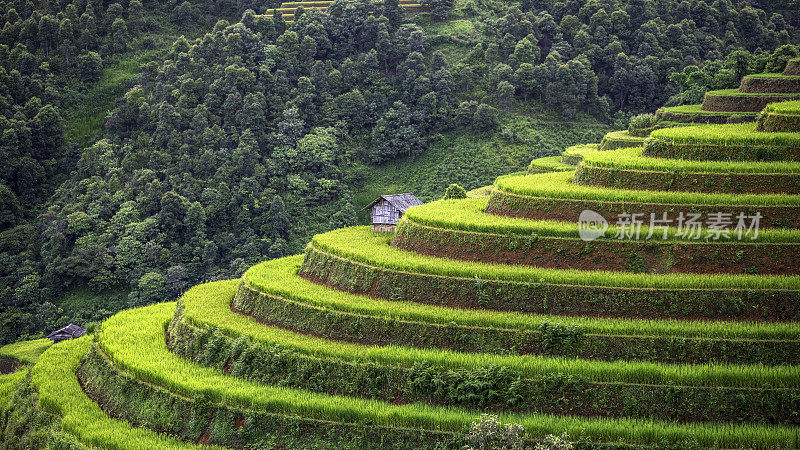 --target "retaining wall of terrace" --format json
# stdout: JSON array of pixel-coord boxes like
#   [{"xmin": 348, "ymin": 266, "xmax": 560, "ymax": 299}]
[
  {"xmin": 573, "ymin": 162, "xmax": 800, "ymax": 195},
  {"xmin": 392, "ymin": 219, "xmax": 800, "ymax": 276},
  {"xmin": 299, "ymin": 246, "xmax": 800, "ymax": 321},
  {"xmin": 484, "ymin": 189, "xmax": 800, "ymax": 229},
  {"xmin": 233, "ymin": 279, "xmax": 800, "ymax": 365},
  {"xmin": 739, "ymin": 75, "xmax": 800, "ymax": 94},
  {"xmin": 701, "ymin": 91, "xmax": 800, "ymax": 112},
  {"xmin": 169, "ymin": 310, "xmax": 800, "ymax": 425},
  {"xmin": 77, "ymin": 344, "xmax": 460, "ymax": 449}
]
